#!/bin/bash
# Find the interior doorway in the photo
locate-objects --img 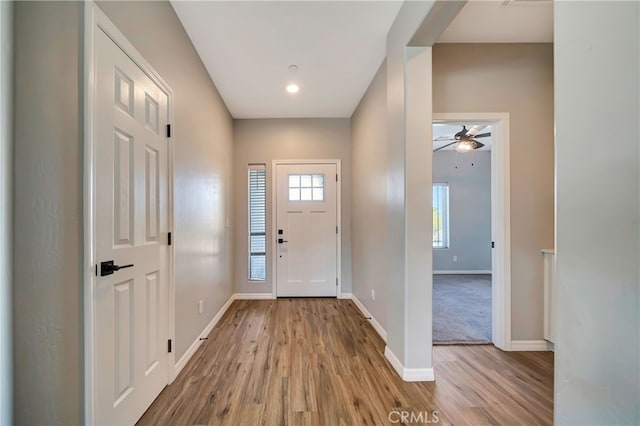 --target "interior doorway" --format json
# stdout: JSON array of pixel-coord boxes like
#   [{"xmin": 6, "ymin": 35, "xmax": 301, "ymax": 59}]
[
  {"xmin": 432, "ymin": 113, "xmax": 512, "ymax": 350},
  {"xmin": 432, "ymin": 122, "xmax": 493, "ymax": 344}
]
